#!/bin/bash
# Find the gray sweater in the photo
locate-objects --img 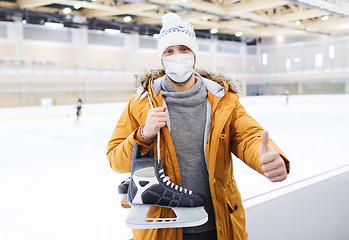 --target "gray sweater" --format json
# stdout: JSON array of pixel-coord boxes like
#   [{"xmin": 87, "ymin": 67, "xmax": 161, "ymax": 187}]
[{"xmin": 161, "ymin": 77, "xmax": 216, "ymax": 233}]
